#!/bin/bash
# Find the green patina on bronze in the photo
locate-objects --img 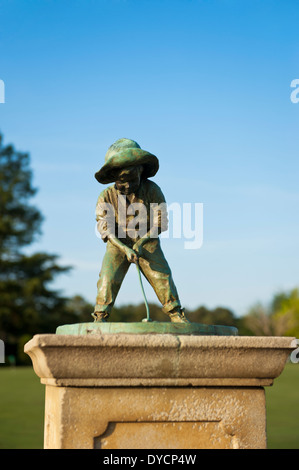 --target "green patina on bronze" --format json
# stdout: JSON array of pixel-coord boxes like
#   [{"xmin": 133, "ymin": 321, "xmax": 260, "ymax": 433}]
[
  {"xmin": 93, "ymin": 138, "xmax": 189, "ymax": 324},
  {"xmin": 95, "ymin": 138, "xmax": 159, "ymax": 185},
  {"xmin": 56, "ymin": 322, "xmax": 238, "ymax": 336},
  {"xmin": 55, "ymin": 138, "xmax": 239, "ymax": 336}
]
